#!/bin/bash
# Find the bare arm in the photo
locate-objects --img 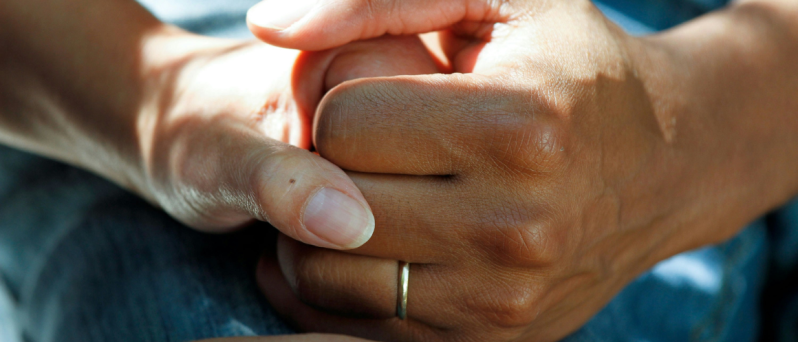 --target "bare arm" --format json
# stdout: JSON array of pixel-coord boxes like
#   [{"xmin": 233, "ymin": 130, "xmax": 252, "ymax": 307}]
[
  {"xmin": 0, "ymin": 0, "xmax": 435, "ymax": 248},
  {"xmin": 631, "ymin": 0, "xmax": 798, "ymax": 250},
  {"xmin": 0, "ymin": 0, "xmax": 165, "ymax": 191}
]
